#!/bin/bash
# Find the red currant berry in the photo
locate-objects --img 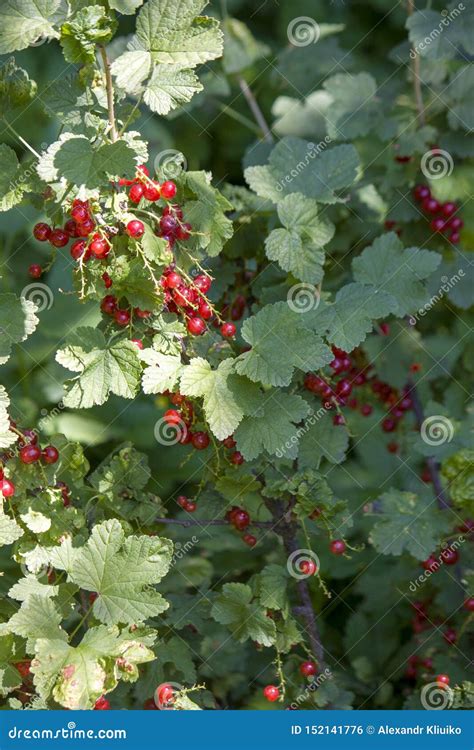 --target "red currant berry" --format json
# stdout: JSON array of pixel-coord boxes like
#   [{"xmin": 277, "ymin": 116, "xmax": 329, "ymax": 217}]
[
  {"xmin": 299, "ymin": 559, "xmax": 317, "ymax": 576},
  {"xmin": 360, "ymin": 404, "xmax": 373, "ymax": 416},
  {"xmin": 263, "ymin": 685, "xmax": 280, "ymax": 702},
  {"xmin": 330, "ymin": 539, "xmax": 346, "ymax": 555},
  {"xmin": 94, "ymin": 696, "xmax": 111, "ymax": 710},
  {"xmin": 185, "ymin": 501, "xmax": 197, "ymax": 513},
  {"xmin": 413, "ymin": 185, "xmax": 430, "ymax": 201},
  {"xmin": 90, "ymin": 236, "xmax": 110, "ymax": 258},
  {"xmin": 440, "ymin": 547, "xmax": 459, "ymax": 565},
  {"xmin": 156, "ymin": 683, "xmax": 174, "ymax": 706},
  {"xmin": 102, "ymin": 271, "xmax": 113, "ymax": 289},
  {"xmin": 49, "ymin": 229, "xmax": 69, "ymax": 247},
  {"xmin": 28, "ymin": 264, "xmax": 42, "ymax": 279},
  {"xmin": 333, "ymin": 414, "xmax": 345, "ymax": 426},
  {"xmin": 71, "ymin": 204, "xmax": 89, "ymax": 223},
  {"xmin": 442, "ymin": 202, "xmax": 457, "ymax": 217},
  {"xmin": 19, "ymin": 444, "xmax": 41, "ymax": 464},
  {"xmin": 77, "ymin": 217, "xmax": 95, "ymax": 236},
  {"xmin": 230, "ymin": 451, "xmax": 244, "ymax": 466},
  {"xmin": 126, "ymin": 220, "xmax": 145, "ymax": 238},
  {"xmin": 436, "ymin": 674, "xmax": 450, "ymax": 687},
  {"xmin": 135, "ymin": 308, "xmax": 151, "ymax": 319},
  {"xmin": 449, "ymin": 231, "xmax": 460, "ymax": 243},
  {"xmin": 160, "ymin": 215, "xmax": 178, "ymax": 235},
  {"xmin": 175, "ymin": 222, "xmax": 191, "ymax": 241},
  {"xmin": 42, "ymin": 445, "xmax": 59, "ymax": 464},
  {"xmin": 70, "ymin": 240, "xmax": 87, "ymax": 261},
  {"xmin": 129, "ymin": 183, "xmax": 145, "ymax": 204},
  {"xmin": 101, "ymin": 295, "xmax": 117, "ymax": 315},
  {"xmin": 430, "ymin": 217, "xmax": 445, "ymax": 232},
  {"xmin": 191, "ymin": 431, "xmax": 210, "ymax": 450},
  {"xmin": 243, "ymin": 533, "xmax": 257, "ymax": 547},
  {"xmin": 187, "ymin": 317, "xmax": 206, "ymax": 336},
  {"xmin": 194, "ymin": 274, "xmax": 212, "ymax": 294},
  {"xmin": 221, "ymin": 322, "xmax": 236, "ymax": 338},
  {"xmin": 443, "ymin": 628, "xmax": 457, "ymax": 645},
  {"xmin": 300, "ymin": 661, "xmax": 317, "ymax": 677},
  {"xmin": 232, "ymin": 509, "xmax": 250, "ymax": 530},
  {"xmin": 422, "ymin": 197, "xmax": 441, "ymax": 214},
  {"xmin": 387, "ymin": 441, "xmax": 399, "ymax": 453},
  {"xmin": 463, "ymin": 597, "xmax": 474, "ymax": 612},
  {"xmin": 64, "ymin": 219, "xmax": 78, "ymax": 237},
  {"xmin": 382, "ymin": 417, "xmax": 396, "ymax": 432},
  {"xmin": 131, "ymin": 338, "xmax": 143, "ymax": 350},
  {"xmin": 448, "ymin": 216, "xmax": 463, "ymax": 231},
  {"xmin": 421, "ymin": 556, "xmax": 440, "ymax": 573},
  {"xmin": 161, "ymin": 181, "xmax": 177, "ymax": 199},
  {"xmin": 33, "ymin": 222, "xmax": 51, "ymax": 241},
  {"xmin": 1, "ymin": 478, "xmax": 14, "ymax": 497},
  {"xmin": 143, "ymin": 181, "xmax": 161, "ymax": 202},
  {"xmin": 137, "ymin": 164, "xmax": 149, "ymax": 179},
  {"xmin": 164, "ymin": 409, "xmax": 182, "ymax": 426},
  {"xmin": 143, "ymin": 698, "xmax": 158, "ymax": 710},
  {"xmin": 165, "ymin": 271, "xmax": 182, "ymax": 289},
  {"xmin": 114, "ymin": 309, "xmax": 131, "ymax": 326},
  {"xmin": 198, "ymin": 301, "xmax": 213, "ymax": 320}
]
